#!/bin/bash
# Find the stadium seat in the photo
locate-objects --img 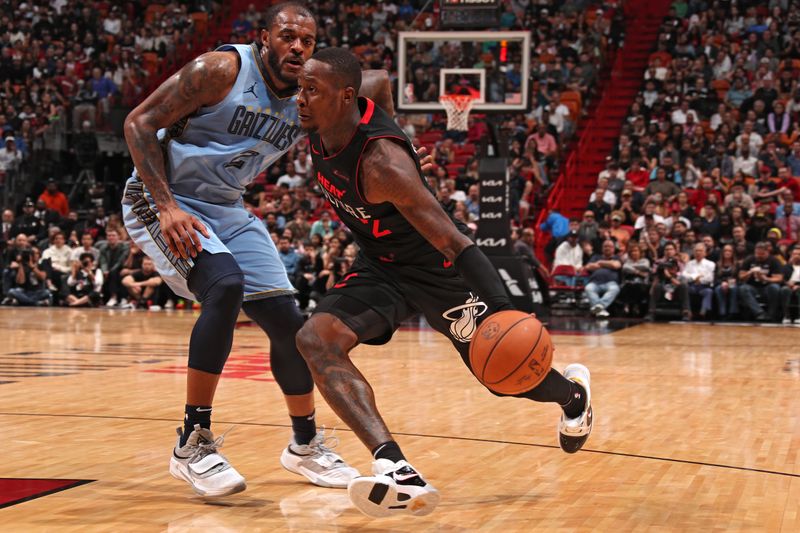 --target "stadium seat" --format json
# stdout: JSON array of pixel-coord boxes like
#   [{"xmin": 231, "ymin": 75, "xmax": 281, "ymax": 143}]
[{"xmin": 191, "ymin": 12, "xmax": 209, "ymax": 37}]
